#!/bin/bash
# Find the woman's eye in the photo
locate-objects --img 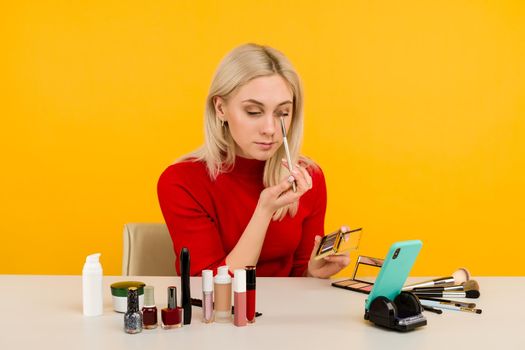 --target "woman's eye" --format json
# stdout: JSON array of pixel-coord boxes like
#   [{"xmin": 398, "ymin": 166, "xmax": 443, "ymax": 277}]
[
  {"xmin": 247, "ymin": 111, "xmax": 261, "ymax": 115},
  {"xmin": 277, "ymin": 112, "xmax": 289, "ymax": 117}
]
